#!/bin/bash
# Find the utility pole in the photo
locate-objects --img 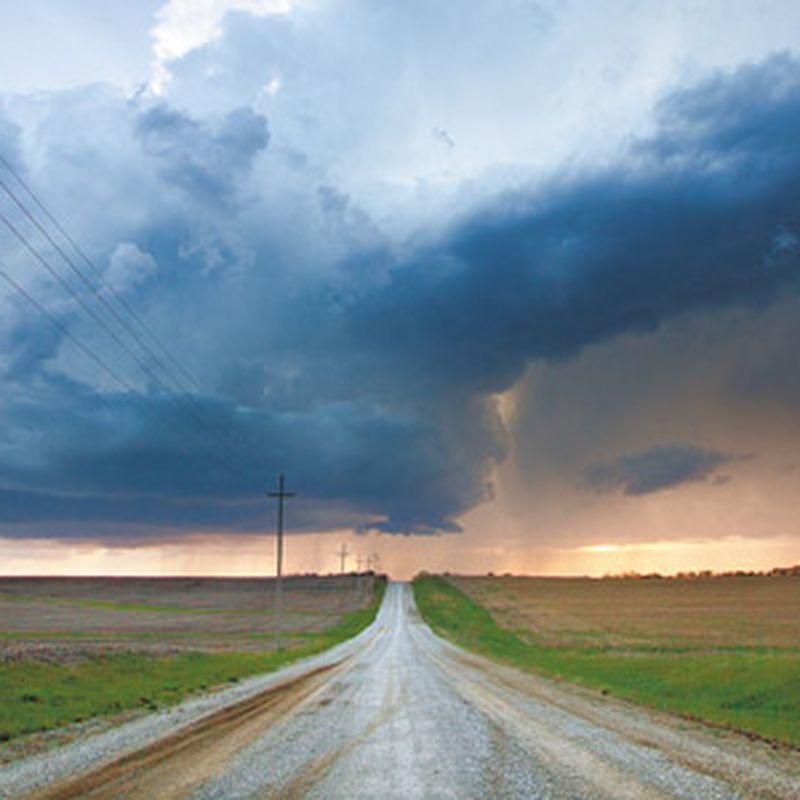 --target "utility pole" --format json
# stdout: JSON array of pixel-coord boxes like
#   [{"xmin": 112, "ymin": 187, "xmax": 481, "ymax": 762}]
[
  {"xmin": 268, "ymin": 474, "xmax": 295, "ymax": 651},
  {"xmin": 355, "ymin": 555, "xmax": 363, "ymax": 590},
  {"xmin": 337, "ymin": 543, "xmax": 349, "ymax": 574}
]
